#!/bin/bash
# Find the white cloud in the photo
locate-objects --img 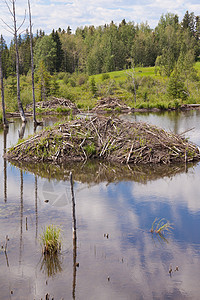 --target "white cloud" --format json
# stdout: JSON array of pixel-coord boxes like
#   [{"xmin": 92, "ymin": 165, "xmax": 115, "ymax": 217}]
[{"xmin": 1, "ymin": 0, "xmax": 200, "ymax": 43}]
